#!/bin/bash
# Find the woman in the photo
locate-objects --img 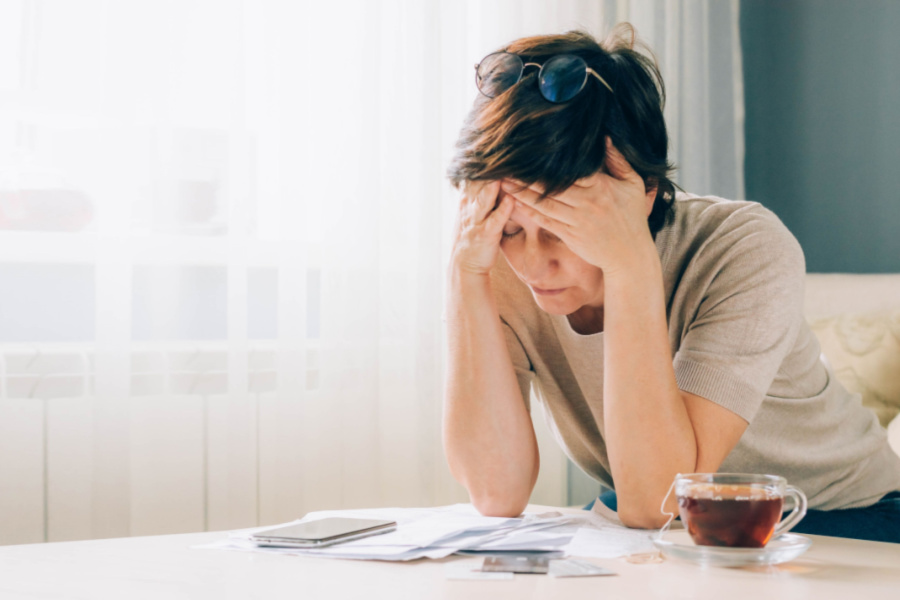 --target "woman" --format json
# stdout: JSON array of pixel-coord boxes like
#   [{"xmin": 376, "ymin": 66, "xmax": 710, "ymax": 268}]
[{"xmin": 442, "ymin": 25, "xmax": 900, "ymax": 542}]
